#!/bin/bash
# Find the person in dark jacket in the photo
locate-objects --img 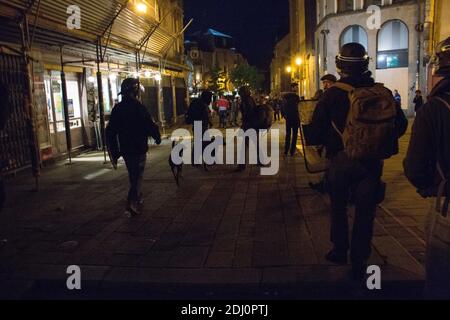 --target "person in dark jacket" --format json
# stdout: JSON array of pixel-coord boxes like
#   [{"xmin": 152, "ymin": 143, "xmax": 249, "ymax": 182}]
[
  {"xmin": 309, "ymin": 43, "xmax": 408, "ymax": 279},
  {"xmin": 106, "ymin": 78, "xmax": 161, "ymax": 217},
  {"xmin": 186, "ymin": 90, "xmax": 213, "ymax": 166},
  {"xmin": 0, "ymin": 83, "xmax": 10, "ymax": 214},
  {"xmin": 282, "ymin": 84, "xmax": 301, "ymax": 156},
  {"xmin": 413, "ymin": 90, "xmax": 424, "ymax": 113},
  {"xmin": 404, "ymin": 37, "xmax": 450, "ymax": 298},
  {"xmin": 236, "ymin": 86, "xmax": 259, "ymax": 171}
]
